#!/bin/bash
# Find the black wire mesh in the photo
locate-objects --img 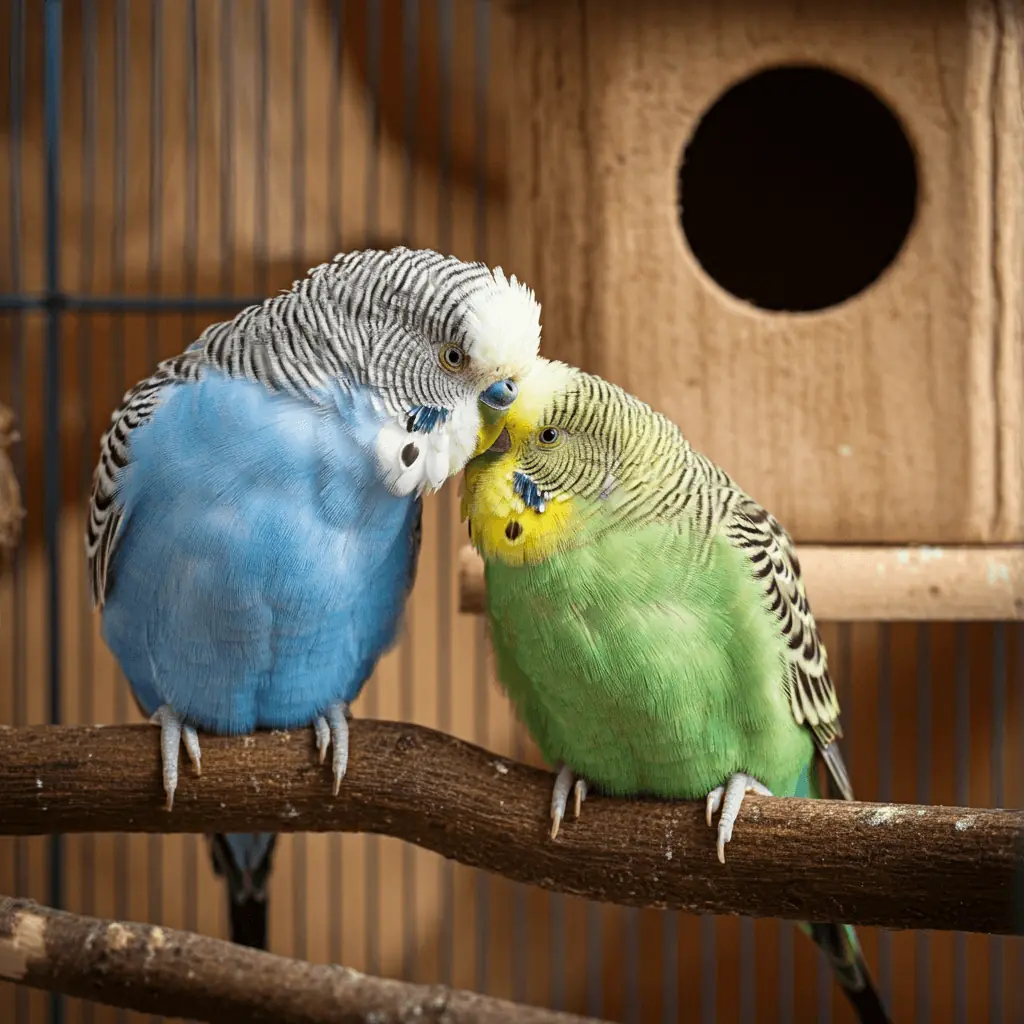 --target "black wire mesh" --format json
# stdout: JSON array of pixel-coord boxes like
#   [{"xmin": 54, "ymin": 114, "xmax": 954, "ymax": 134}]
[{"xmin": 0, "ymin": 3, "xmax": 1021, "ymax": 1024}]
